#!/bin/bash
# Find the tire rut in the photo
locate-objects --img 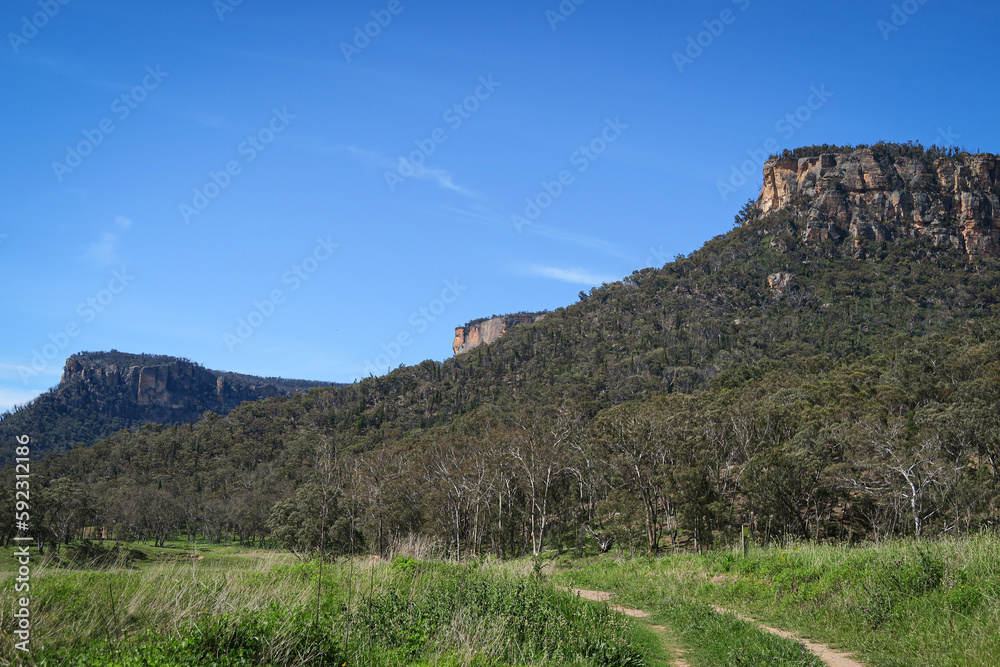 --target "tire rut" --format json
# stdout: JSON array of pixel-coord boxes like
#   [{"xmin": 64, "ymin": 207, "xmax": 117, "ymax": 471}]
[{"xmin": 571, "ymin": 588, "xmax": 864, "ymax": 667}]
